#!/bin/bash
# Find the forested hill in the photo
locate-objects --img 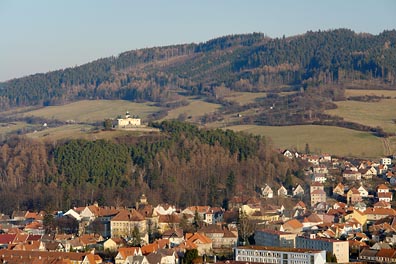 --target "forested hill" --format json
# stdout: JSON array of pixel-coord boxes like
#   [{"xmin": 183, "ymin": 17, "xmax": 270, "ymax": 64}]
[
  {"xmin": 1, "ymin": 29, "xmax": 396, "ymax": 109},
  {"xmin": 0, "ymin": 121, "xmax": 301, "ymax": 213}
]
